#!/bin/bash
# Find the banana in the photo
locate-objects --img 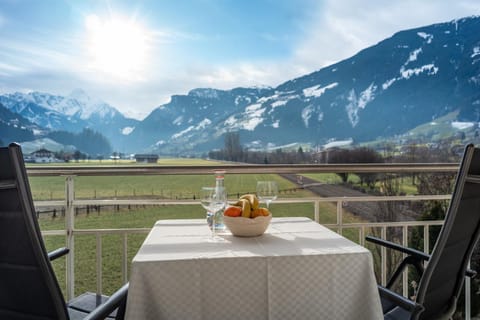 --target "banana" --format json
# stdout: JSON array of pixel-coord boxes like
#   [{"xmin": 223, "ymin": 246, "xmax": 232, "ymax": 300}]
[
  {"xmin": 235, "ymin": 199, "xmax": 252, "ymax": 218},
  {"xmin": 239, "ymin": 194, "xmax": 259, "ymax": 210}
]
